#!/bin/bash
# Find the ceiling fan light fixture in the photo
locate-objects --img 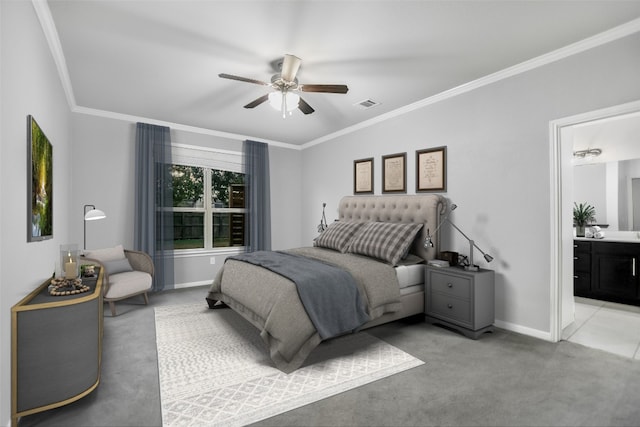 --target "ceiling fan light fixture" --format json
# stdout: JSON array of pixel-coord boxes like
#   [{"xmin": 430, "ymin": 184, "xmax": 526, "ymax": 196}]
[
  {"xmin": 219, "ymin": 53, "xmax": 348, "ymax": 117},
  {"xmin": 268, "ymin": 91, "xmax": 300, "ymax": 115}
]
